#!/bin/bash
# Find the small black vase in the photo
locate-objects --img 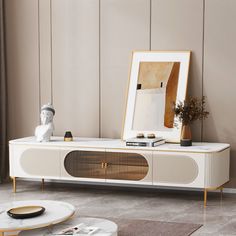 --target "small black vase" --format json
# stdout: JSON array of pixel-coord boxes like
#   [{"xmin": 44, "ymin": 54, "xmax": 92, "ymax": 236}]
[{"xmin": 64, "ymin": 131, "xmax": 73, "ymax": 141}]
